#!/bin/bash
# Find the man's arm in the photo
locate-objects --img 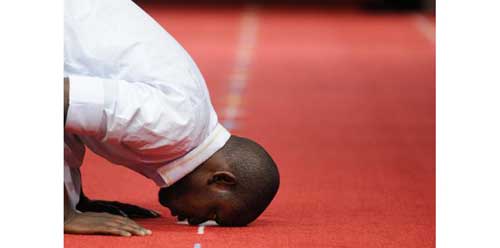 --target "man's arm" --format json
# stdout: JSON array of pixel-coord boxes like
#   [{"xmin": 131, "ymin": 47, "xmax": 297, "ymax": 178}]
[
  {"xmin": 65, "ymin": 77, "xmax": 160, "ymax": 219},
  {"xmin": 64, "ymin": 78, "xmax": 154, "ymax": 235}
]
